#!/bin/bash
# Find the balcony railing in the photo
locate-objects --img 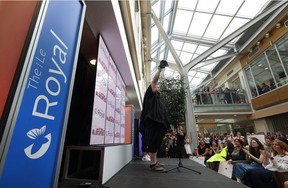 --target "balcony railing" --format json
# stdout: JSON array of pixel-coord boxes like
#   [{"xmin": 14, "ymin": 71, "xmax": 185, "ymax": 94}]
[{"xmin": 191, "ymin": 90, "xmax": 252, "ymax": 113}]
